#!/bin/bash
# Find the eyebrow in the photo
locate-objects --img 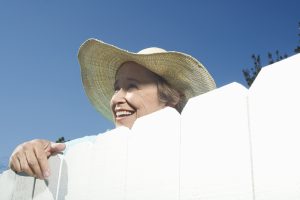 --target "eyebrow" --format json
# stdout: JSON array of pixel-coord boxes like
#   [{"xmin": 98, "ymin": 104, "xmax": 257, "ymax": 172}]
[
  {"xmin": 114, "ymin": 78, "xmax": 140, "ymax": 88},
  {"xmin": 127, "ymin": 78, "xmax": 140, "ymax": 83}
]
